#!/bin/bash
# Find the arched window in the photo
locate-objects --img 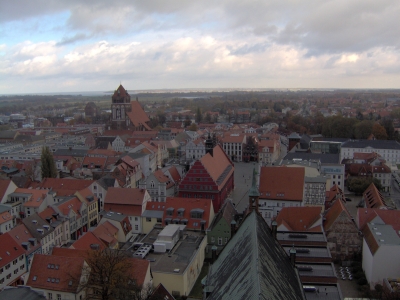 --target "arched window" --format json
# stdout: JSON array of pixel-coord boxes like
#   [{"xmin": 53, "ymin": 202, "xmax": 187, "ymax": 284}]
[{"xmin": 150, "ymin": 181, "xmax": 155, "ymax": 188}]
